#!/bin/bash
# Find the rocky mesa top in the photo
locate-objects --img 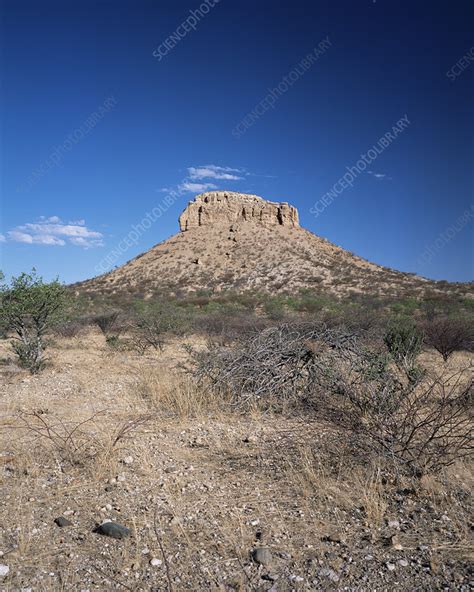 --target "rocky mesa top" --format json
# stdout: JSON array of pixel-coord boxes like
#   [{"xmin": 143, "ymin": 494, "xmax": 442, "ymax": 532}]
[{"xmin": 178, "ymin": 191, "xmax": 300, "ymax": 231}]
